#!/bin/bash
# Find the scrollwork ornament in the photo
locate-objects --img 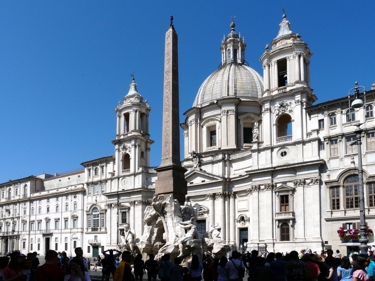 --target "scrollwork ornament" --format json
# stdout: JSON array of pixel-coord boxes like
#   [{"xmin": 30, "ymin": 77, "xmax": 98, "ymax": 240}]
[{"xmin": 272, "ymin": 100, "xmax": 294, "ymax": 116}]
